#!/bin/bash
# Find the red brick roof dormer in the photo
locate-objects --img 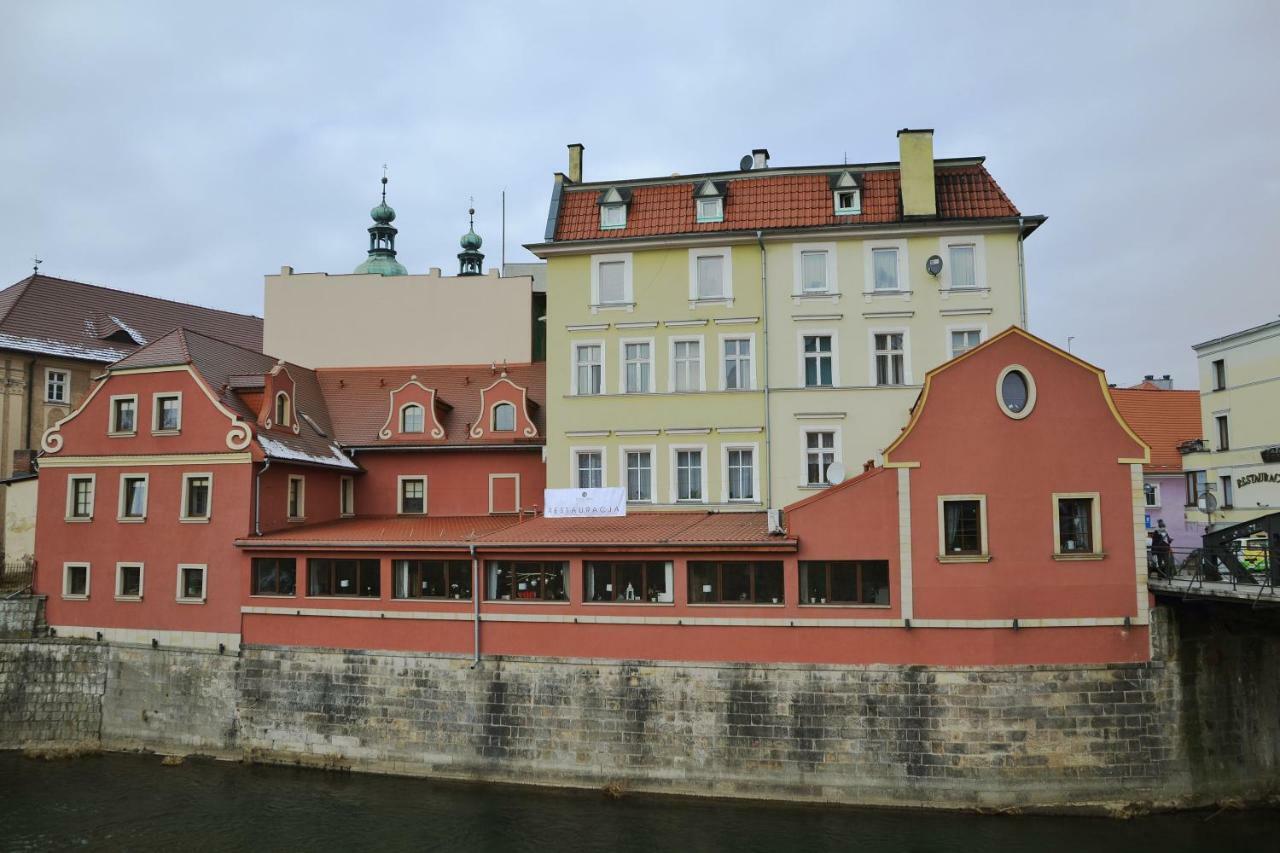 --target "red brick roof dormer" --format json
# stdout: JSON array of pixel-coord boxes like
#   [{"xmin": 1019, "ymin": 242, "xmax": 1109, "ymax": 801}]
[
  {"xmin": 468, "ymin": 374, "xmax": 539, "ymax": 440},
  {"xmin": 378, "ymin": 378, "xmax": 449, "ymax": 442}
]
